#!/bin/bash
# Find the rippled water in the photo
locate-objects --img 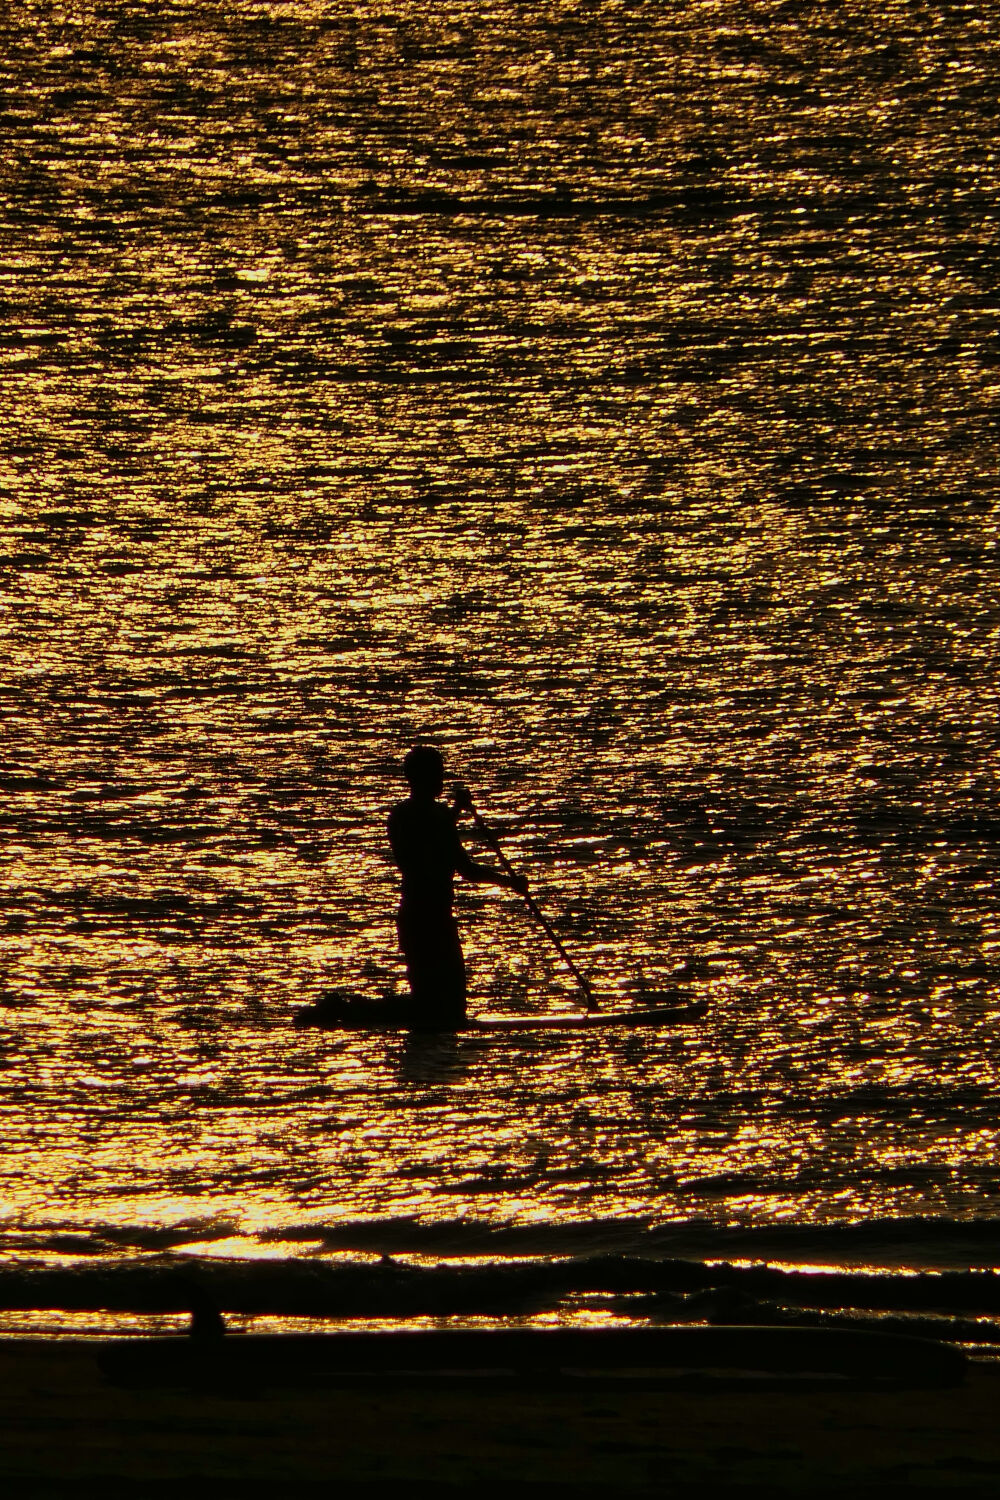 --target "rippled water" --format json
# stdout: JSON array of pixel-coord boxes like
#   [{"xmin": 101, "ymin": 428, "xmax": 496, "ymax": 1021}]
[{"xmin": 2, "ymin": 1, "xmax": 999, "ymax": 1304}]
